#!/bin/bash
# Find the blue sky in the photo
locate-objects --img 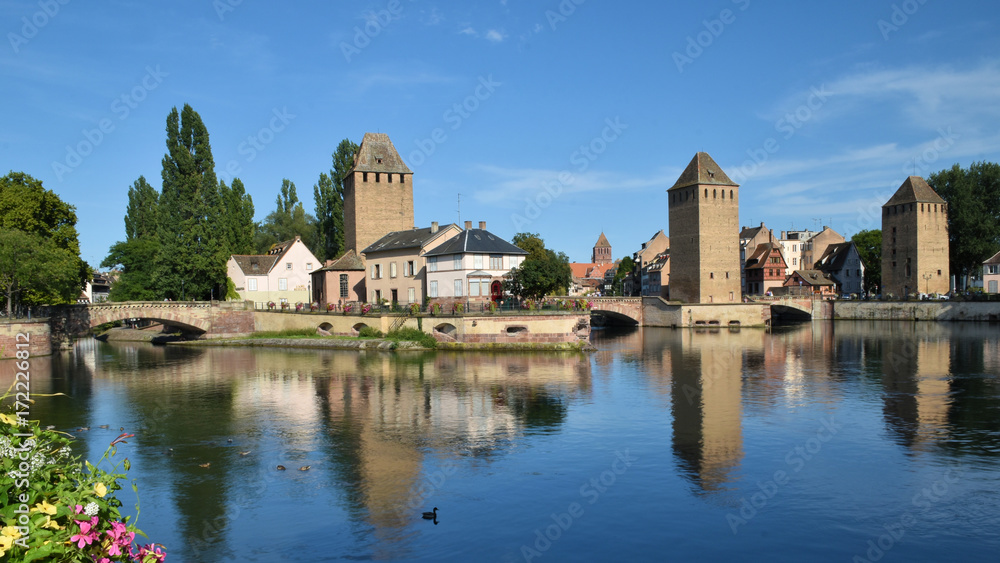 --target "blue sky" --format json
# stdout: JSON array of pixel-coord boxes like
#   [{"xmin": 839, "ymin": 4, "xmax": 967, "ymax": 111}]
[{"xmin": 3, "ymin": 0, "xmax": 999, "ymax": 267}]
